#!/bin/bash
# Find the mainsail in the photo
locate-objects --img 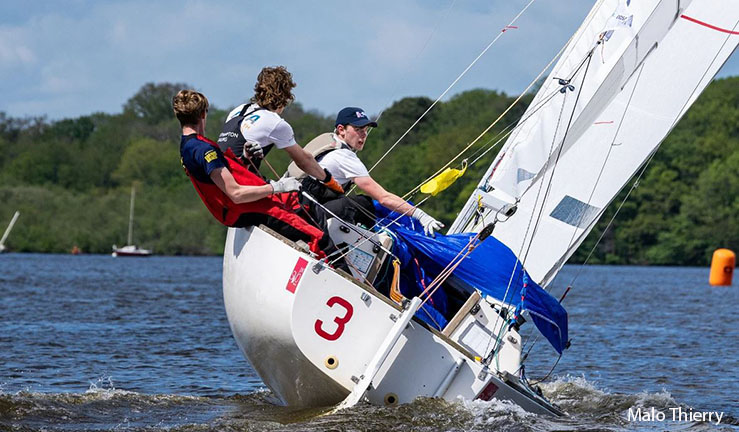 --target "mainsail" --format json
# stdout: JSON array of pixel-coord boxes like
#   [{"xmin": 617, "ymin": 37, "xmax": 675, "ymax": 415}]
[{"xmin": 449, "ymin": 0, "xmax": 738, "ymax": 286}]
